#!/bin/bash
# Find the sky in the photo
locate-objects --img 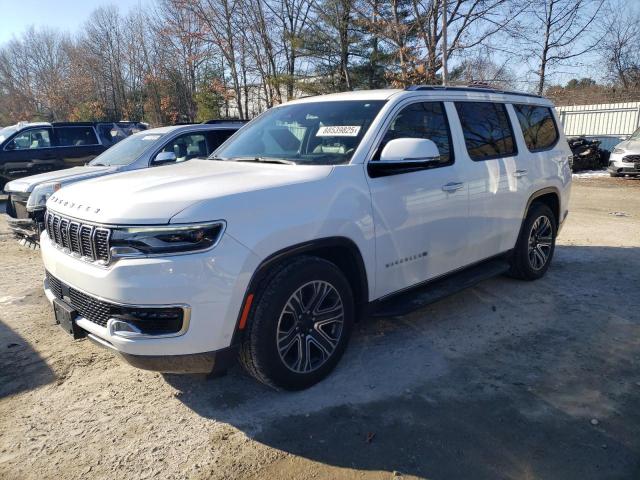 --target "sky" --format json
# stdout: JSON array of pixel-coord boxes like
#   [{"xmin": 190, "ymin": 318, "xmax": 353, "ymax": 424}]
[{"xmin": 0, "ymin": 0, "xmax": 147, "ymax": 45}]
